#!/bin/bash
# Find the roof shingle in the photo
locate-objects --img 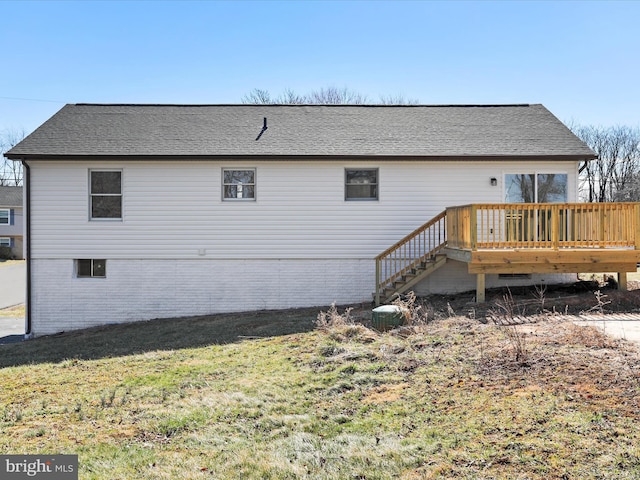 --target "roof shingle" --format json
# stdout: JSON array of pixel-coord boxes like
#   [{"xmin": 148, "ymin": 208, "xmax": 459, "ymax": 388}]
[
  {"xmin": 5, "ymin": 104, "xmax": 596, "ymax": 160},
  {"xmin": 0, "ymin": 186, "xmax": 22, "ymax": 207}
]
